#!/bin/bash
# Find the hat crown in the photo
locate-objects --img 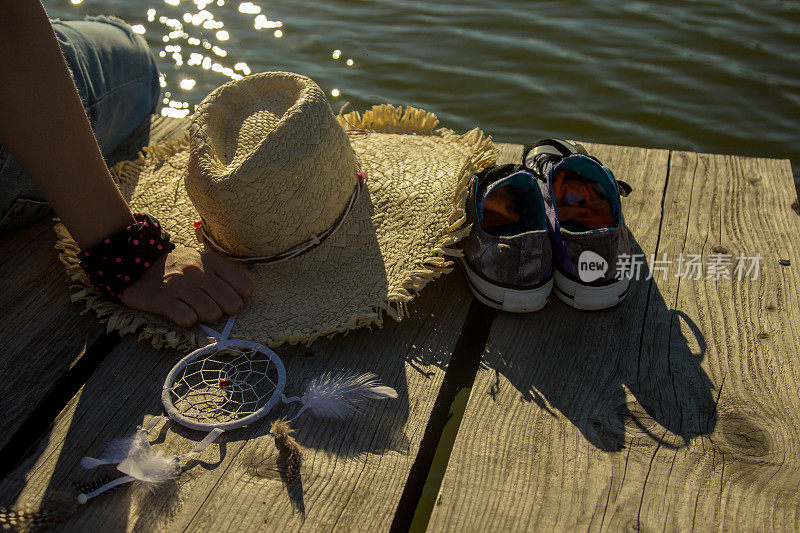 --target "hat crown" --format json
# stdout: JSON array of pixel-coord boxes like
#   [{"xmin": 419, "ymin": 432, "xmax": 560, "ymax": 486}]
[{"xmin": 186, "ymin": 72, "xmax": 358, "ymax": 258}]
